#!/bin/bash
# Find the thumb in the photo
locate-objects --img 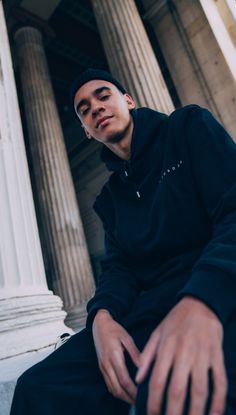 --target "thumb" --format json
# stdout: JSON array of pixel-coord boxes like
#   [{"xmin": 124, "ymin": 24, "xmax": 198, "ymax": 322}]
[{"xmin": 135, "ymin": 330, "xmax": 160, "ymax": 384}]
